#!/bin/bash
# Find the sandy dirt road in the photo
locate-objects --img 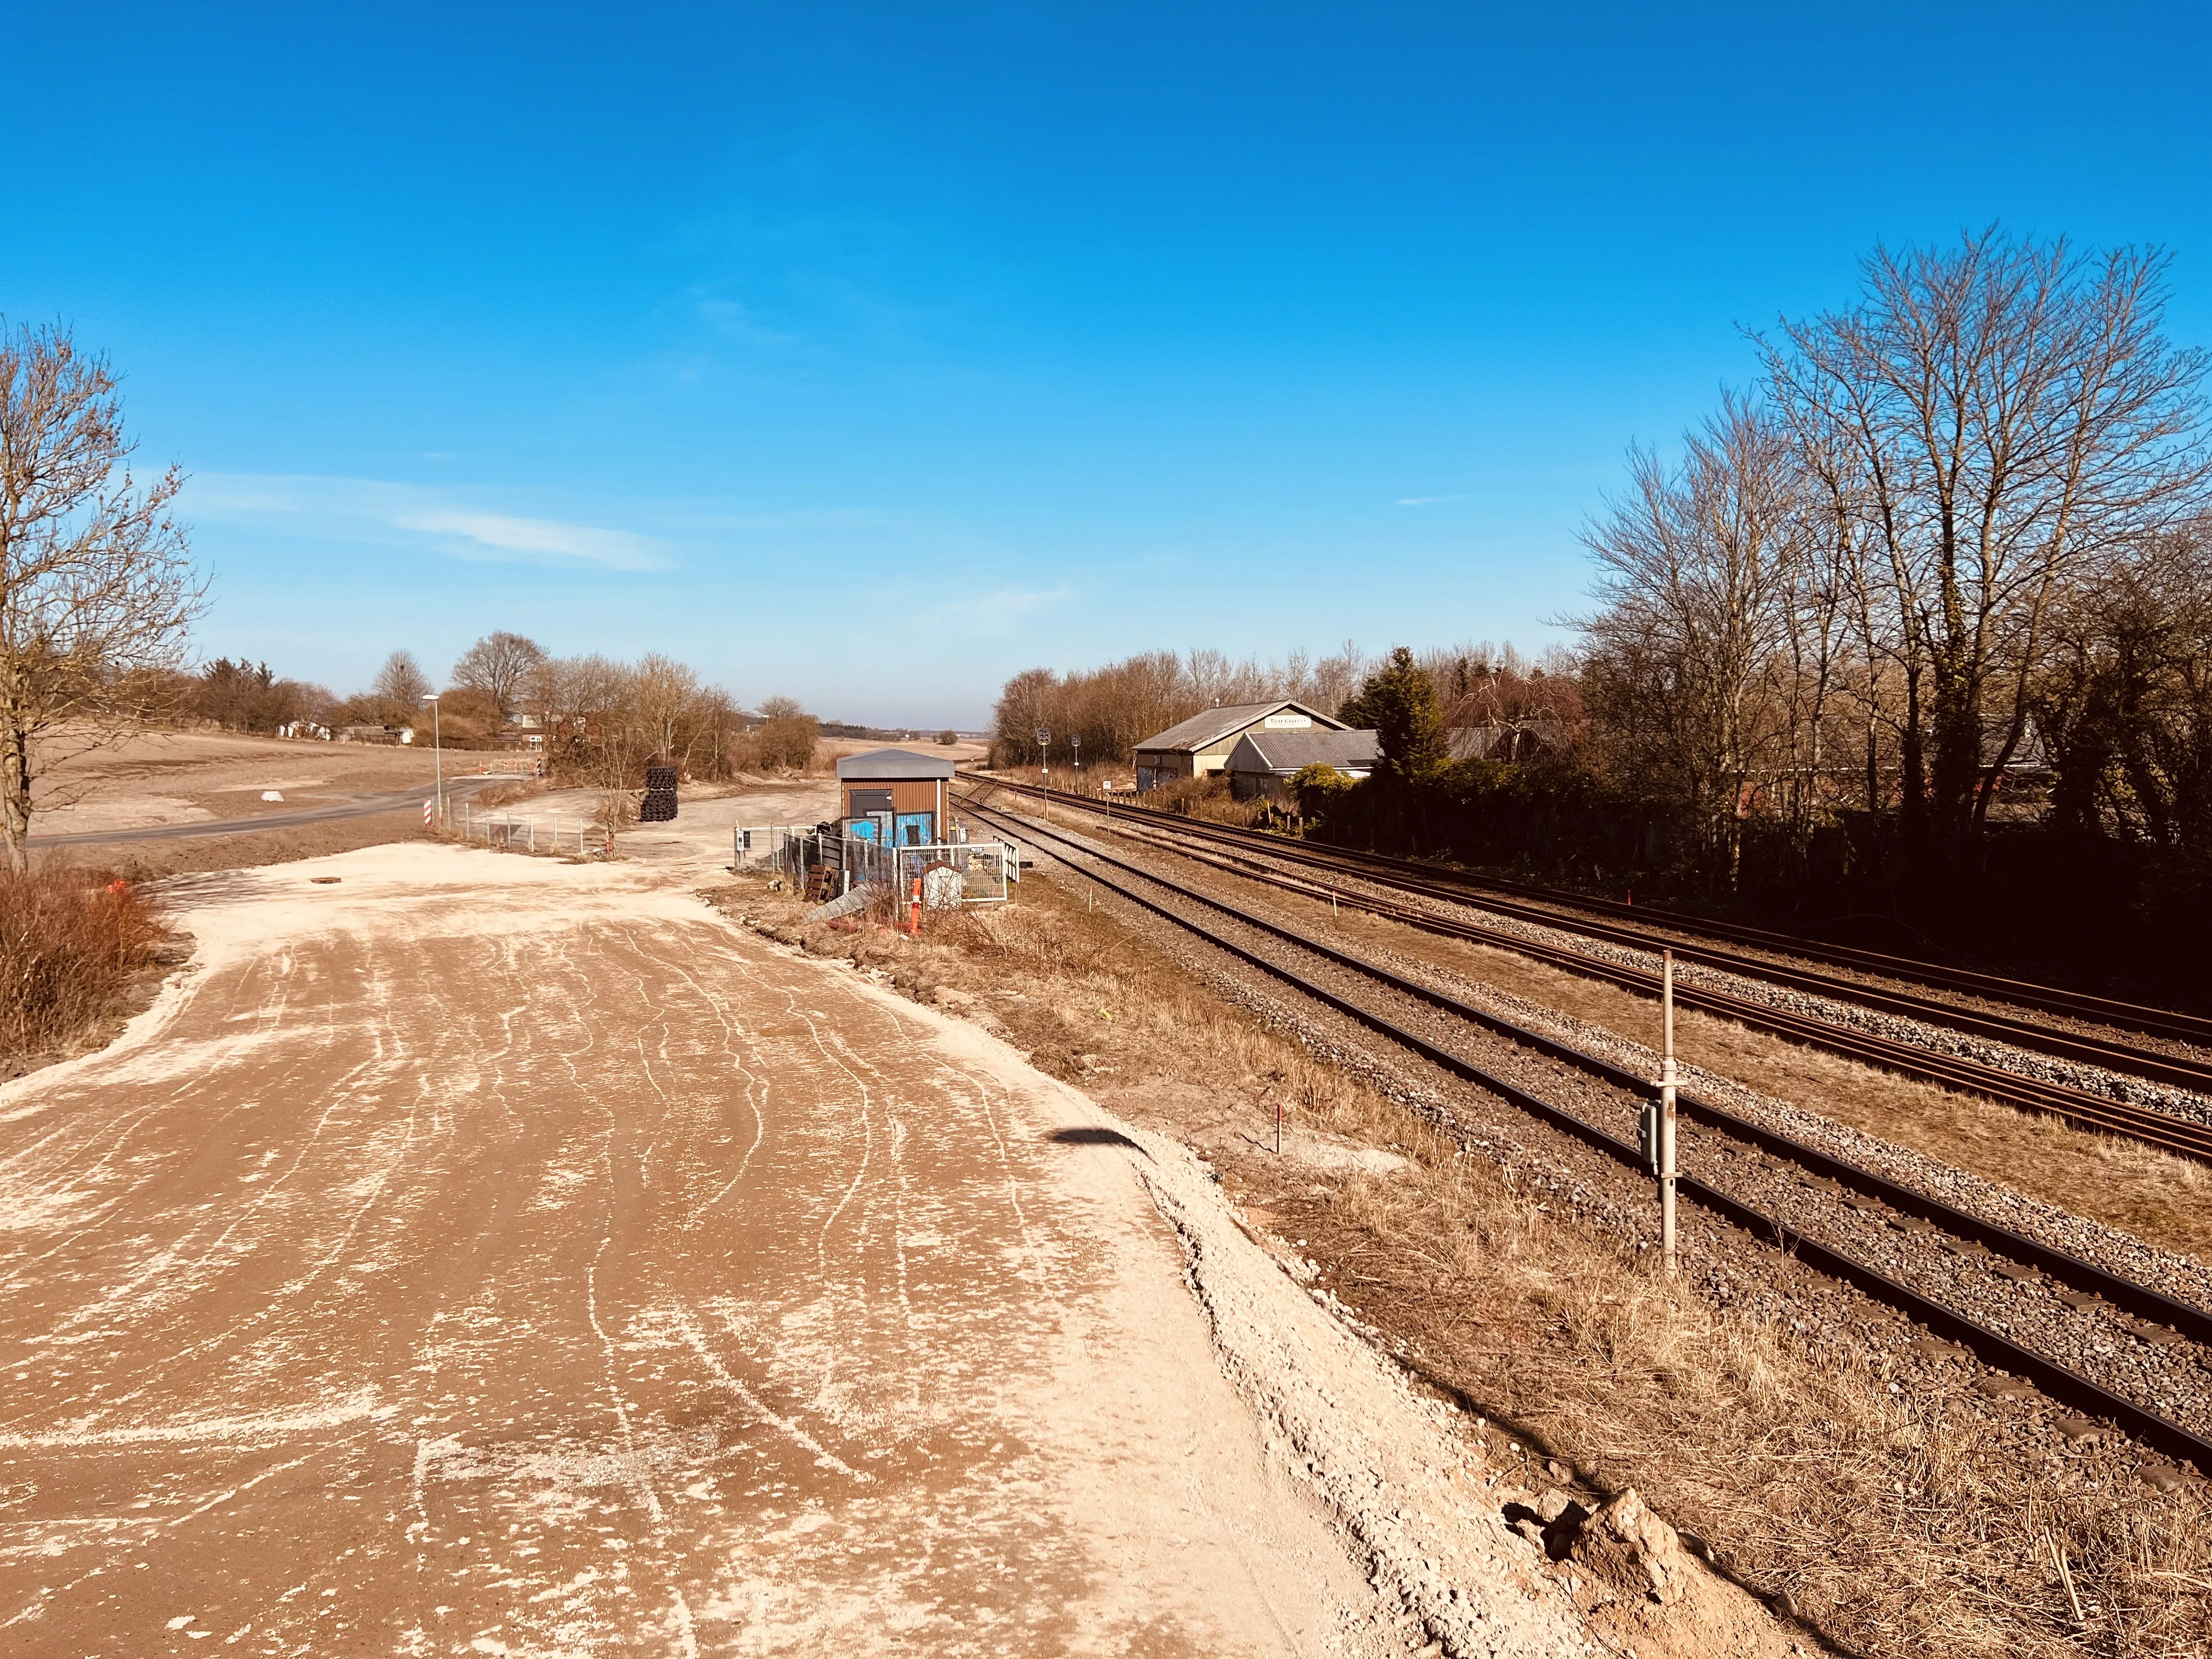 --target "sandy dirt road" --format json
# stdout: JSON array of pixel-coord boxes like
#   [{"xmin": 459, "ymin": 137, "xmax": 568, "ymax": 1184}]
[{"xmin": 0, "ymin": 845, "xmax": 1419, "ymax": 1656}]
